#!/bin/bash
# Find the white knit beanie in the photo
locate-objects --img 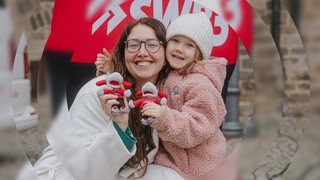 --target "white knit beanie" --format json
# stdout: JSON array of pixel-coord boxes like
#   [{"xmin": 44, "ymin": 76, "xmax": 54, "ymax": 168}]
[{"xmin": 166, "ymin": 12, "xmax": 213, "ymax": 59}]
